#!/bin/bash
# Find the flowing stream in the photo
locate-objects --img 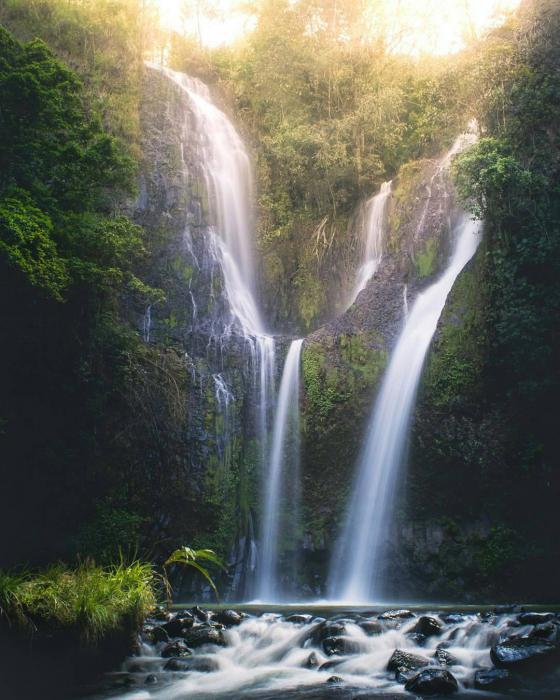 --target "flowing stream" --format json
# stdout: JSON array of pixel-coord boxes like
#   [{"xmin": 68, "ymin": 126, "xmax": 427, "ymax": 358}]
[
  {"xmin": 256, "ymin": 339, "xmax": 304, "ymax": 602},
  {"xmin": 328, "ymin": 213, "xmax": 482, "ymax": 603}
]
